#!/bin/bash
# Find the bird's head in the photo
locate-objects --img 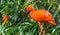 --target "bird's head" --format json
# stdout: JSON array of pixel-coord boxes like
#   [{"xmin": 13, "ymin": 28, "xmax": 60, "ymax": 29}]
[{"xmin": 25, "ymin": 5, "xmax": 35, "ymax": 14}]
